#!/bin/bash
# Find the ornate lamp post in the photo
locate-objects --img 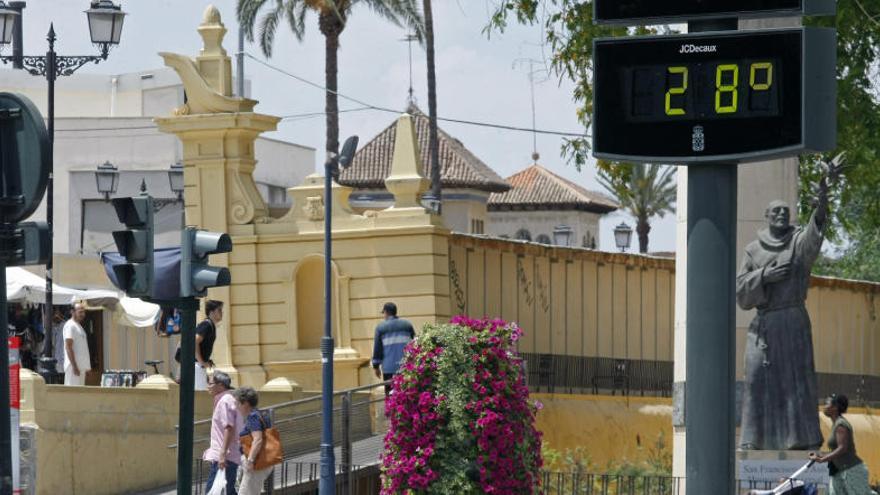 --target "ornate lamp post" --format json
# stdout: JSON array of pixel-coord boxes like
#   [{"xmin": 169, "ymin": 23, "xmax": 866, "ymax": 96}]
[
  {"xmin": 95, "ymin": 160, "xmax": 119, "ymax": 201},
  {"xmin": 614, "ymin": 221, "xmax": 633, "ymax": 253},
  {"xmin": 0, "ymin": 0, "xmax": 127, "ymax": 383}
]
